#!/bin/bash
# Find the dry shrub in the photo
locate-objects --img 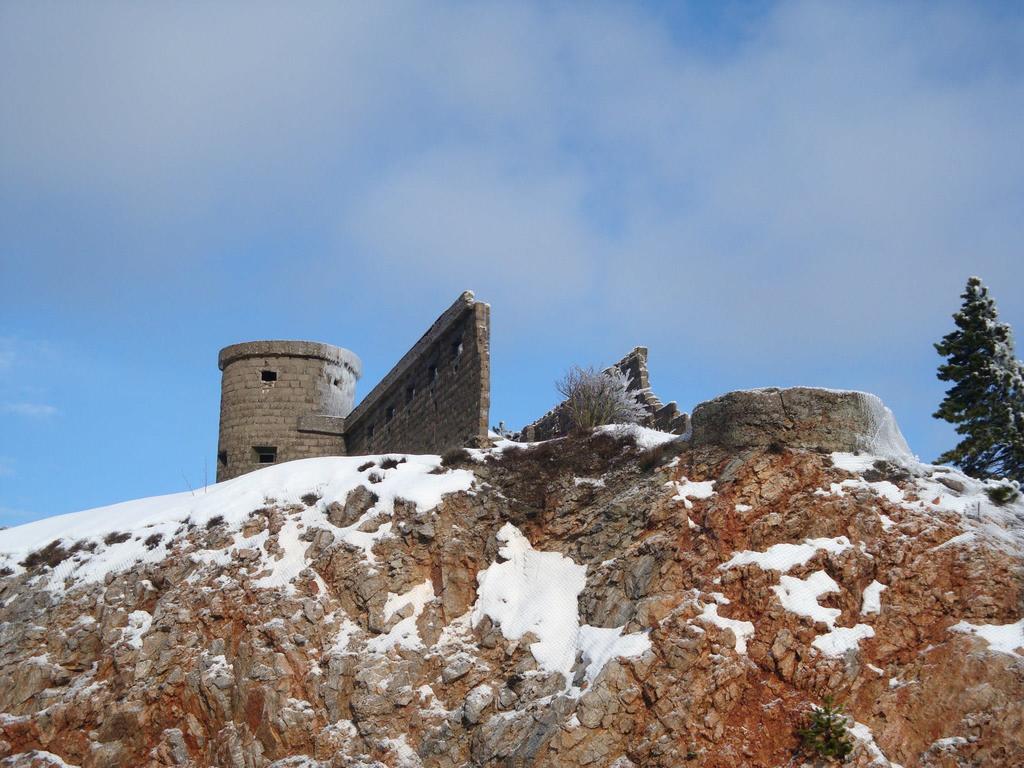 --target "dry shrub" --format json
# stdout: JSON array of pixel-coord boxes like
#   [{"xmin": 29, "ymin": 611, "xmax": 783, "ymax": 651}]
[
  {"xmin": 21, "ymin": 540, "xmax": 70, "ymax": 569},
  {"xmin": 441, "ymin": 447, "xmax": 472, "ymax": 467},
  {"xmin": 556, "ymin": 365, "xmax": 647, "ymax": 432}
]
